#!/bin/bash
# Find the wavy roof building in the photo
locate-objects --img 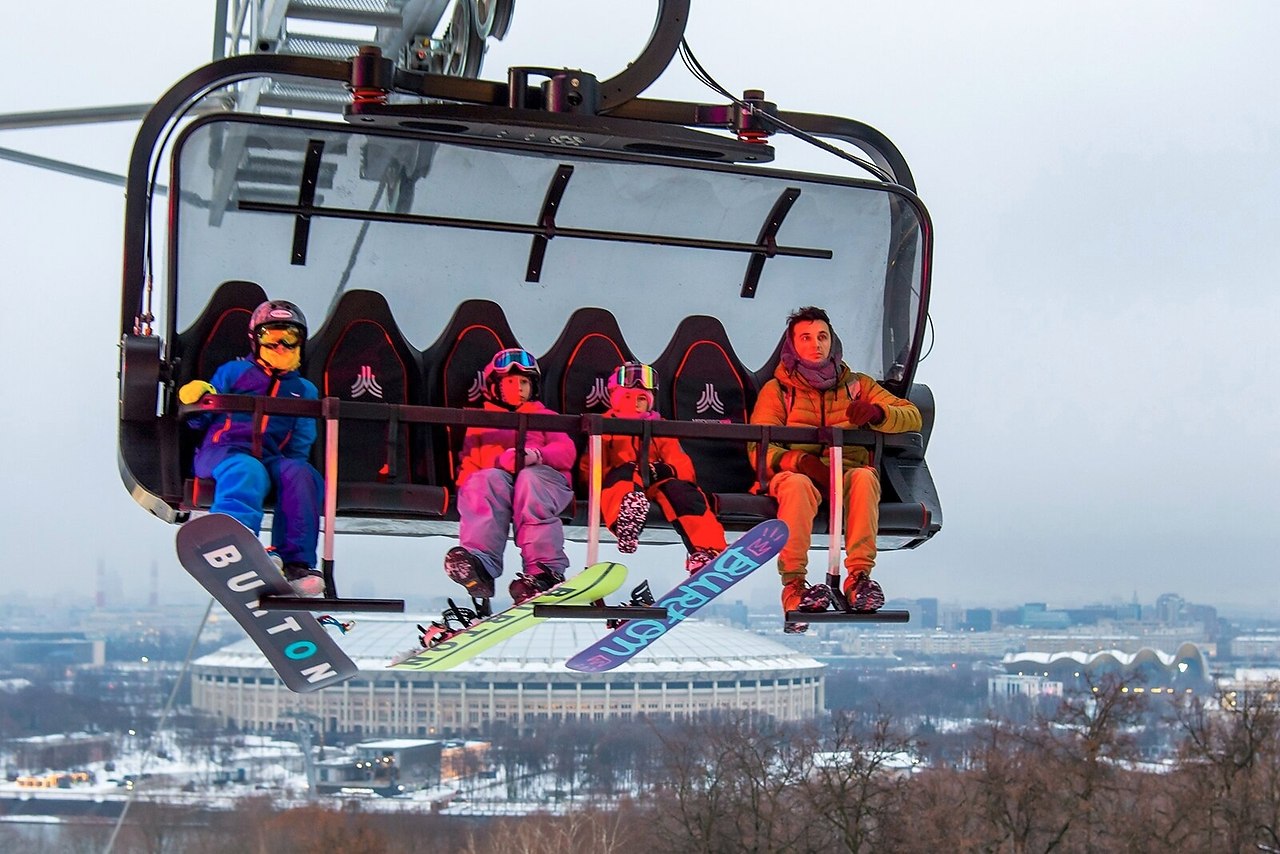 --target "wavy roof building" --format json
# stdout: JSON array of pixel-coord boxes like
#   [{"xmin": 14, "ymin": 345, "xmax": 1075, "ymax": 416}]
[
  {"xmin": 1002, "ymin": 642, "xmax": 1211, "ymax": 691},
  {"xmin": 192, "ymin": 617, "xmax": 825, "ymax": 737}
]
